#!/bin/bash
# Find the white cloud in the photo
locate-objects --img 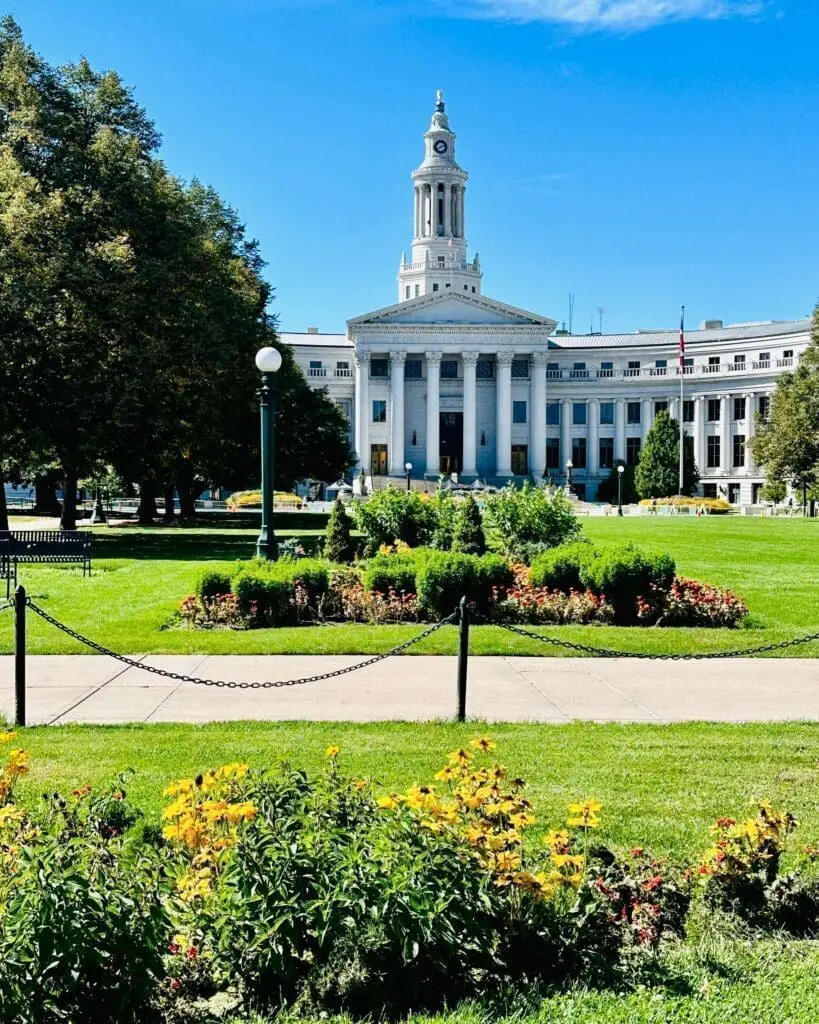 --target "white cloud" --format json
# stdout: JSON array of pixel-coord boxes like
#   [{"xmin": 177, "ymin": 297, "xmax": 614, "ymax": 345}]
[{"xmin": 453, "ymin": 0, "xmax": 767, "ymax": 29}]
